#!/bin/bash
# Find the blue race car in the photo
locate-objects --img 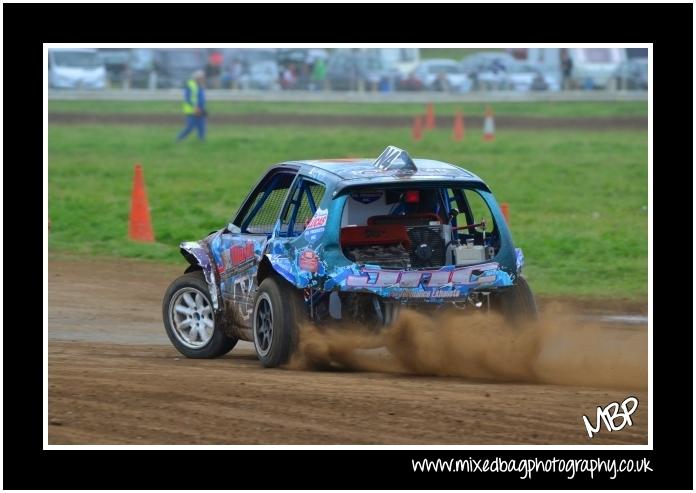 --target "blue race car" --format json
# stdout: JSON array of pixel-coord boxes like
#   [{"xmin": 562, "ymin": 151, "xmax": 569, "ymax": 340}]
[{"xmin": 163, "ymin": 146, "xmax": 536, "ymax": 367}]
